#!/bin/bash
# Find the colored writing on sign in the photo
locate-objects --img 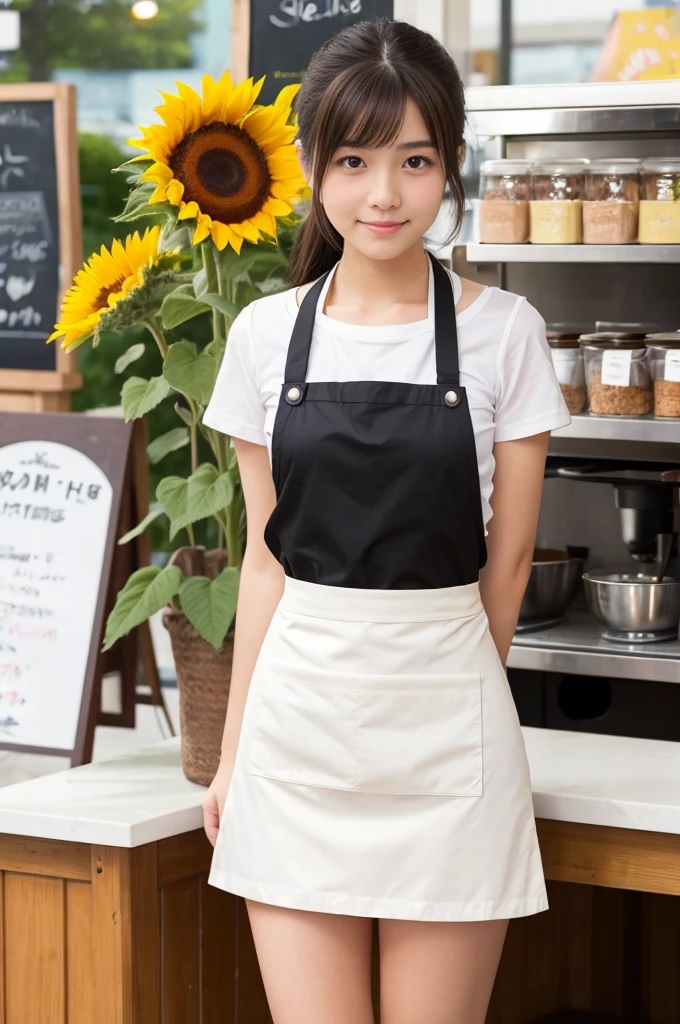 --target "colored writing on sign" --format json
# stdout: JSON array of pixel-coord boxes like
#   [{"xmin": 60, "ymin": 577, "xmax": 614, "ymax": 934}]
[
  {"xmin": 270, "ymin": 0, "xmax": 362, "ymax": 29},
  {"xmin": 0, "ymin": 441, "xmax": 113, "ymax": 749}
]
